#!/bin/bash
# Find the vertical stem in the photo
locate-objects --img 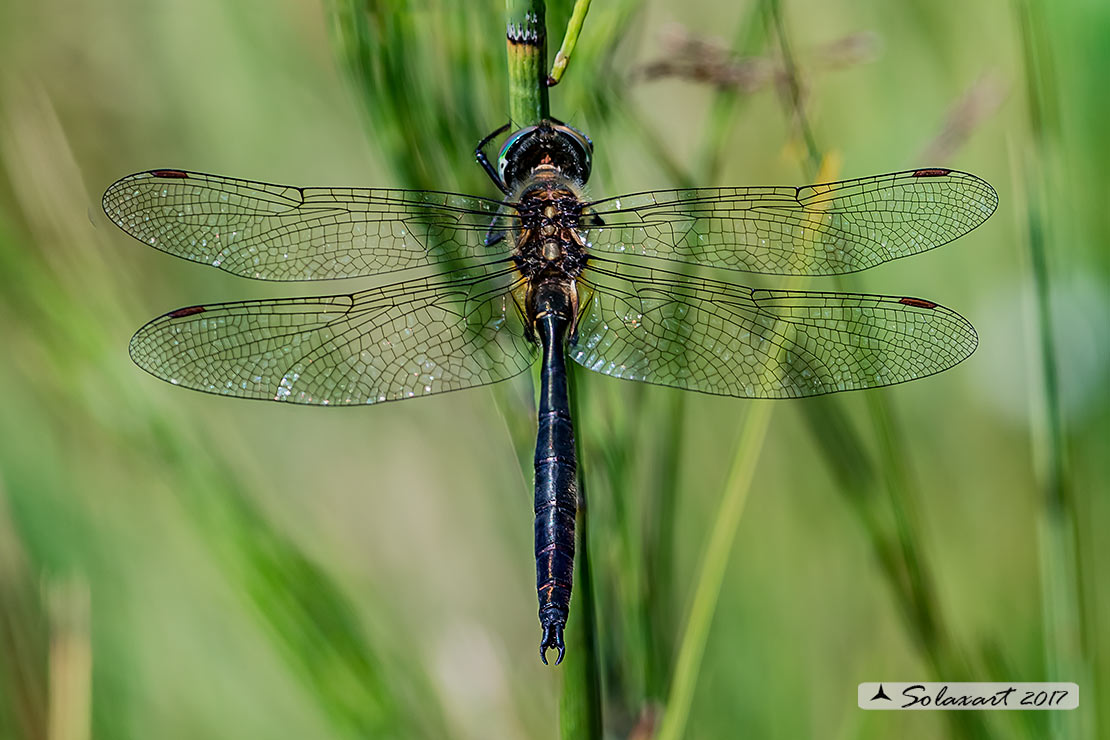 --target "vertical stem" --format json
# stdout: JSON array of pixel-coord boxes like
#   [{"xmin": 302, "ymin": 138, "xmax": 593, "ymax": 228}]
[
  {"xmin": 767, "ymin": 0, "xmax": 819, "ymax": 174},
  {"xmin": 507, "ymin": 0, "xmax": 550, "ymax": 126},
  {"xmin": 657, "ymin": 401, "xmax": 773, "ymax": 740}
]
